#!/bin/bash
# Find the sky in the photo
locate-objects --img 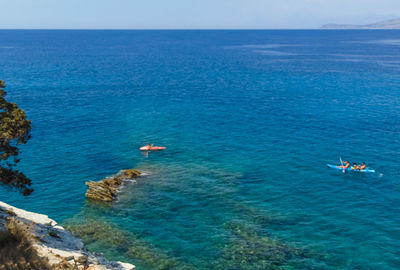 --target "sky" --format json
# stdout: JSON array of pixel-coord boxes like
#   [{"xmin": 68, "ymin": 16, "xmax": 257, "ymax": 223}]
[{"xmin": 0, "ymin": 0, "xmax": 399, "ymax": 29}]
